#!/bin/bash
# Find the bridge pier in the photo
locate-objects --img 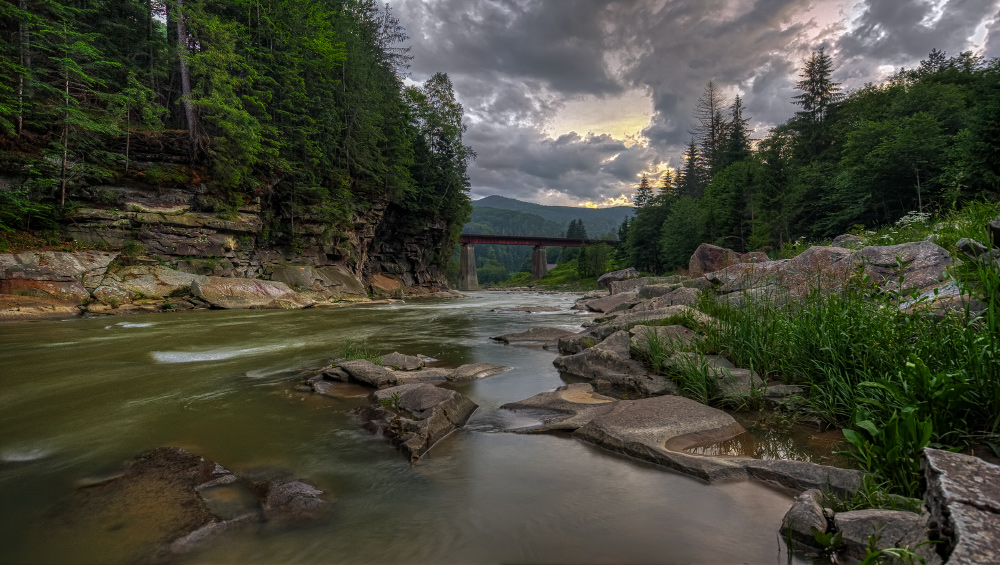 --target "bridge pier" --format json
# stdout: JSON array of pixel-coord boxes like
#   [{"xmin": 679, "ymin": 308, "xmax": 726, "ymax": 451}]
[
  {"xmin": 458, "ymin": 244, "xmax": 479, "ymax": 291},
  {"xmin": 531, "ymin": 245, "xmax": 548, "ymax": 280}
]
